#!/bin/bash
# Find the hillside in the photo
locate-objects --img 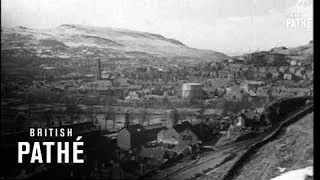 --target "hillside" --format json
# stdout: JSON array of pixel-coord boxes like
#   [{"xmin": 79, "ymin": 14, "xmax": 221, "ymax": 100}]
[
  {"xmin": 1, "ymin": 24, "xmax": 228, "ymax": 63},
  {"xmin": 236, "ymin": 41, "xmax": 313, "ymax": 67},
  {"xmin": 271, "ymin": 41, "xmax": 313, "ymax": 57},
  {"xmin": 1, "ymin": 24, "xmax": 229, "ymax": 81},
  {"xmin": 234, "ymin": 112, "xmax": 313, "ymax": 180}
]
